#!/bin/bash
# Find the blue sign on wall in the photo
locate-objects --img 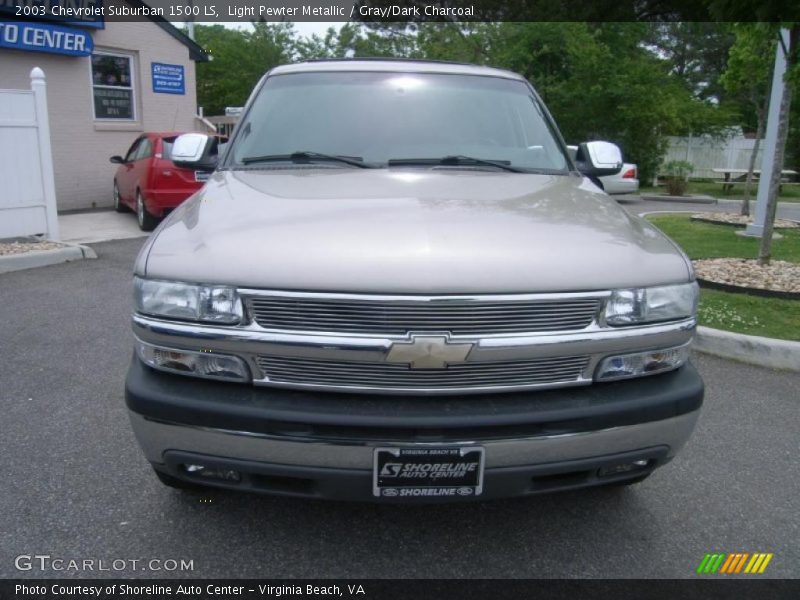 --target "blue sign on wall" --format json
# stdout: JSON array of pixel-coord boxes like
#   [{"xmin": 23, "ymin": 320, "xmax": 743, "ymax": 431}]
[
  {"xmin": 0, "ymin": 20, "xmax": 93, "ymax": 57},
  {"xmin": 151, "ymin": 62, "xmax": 185, "ymax": 95}
]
